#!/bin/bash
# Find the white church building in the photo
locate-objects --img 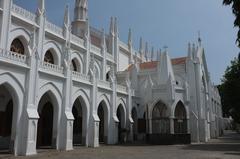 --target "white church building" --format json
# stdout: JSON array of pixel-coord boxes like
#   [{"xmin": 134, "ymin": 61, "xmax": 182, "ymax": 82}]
[{"xmin": 0, "ymin": 0, "xmax": 224, "ymax": 156}]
